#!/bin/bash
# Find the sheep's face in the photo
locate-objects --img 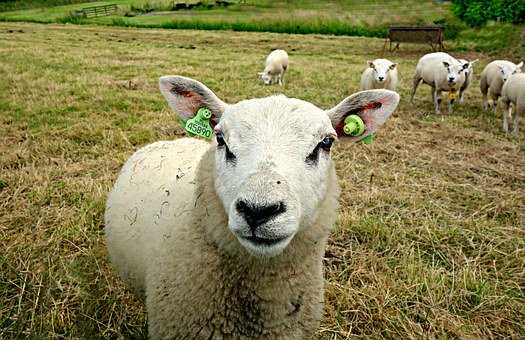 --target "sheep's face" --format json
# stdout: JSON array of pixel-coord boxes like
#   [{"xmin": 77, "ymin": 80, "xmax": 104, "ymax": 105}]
[
  {"xmin": 214, "ymin": 97, "xmax": 336, "ymax": 256},
  {"xmin": 458, "ymin": 59, "xmax": 477, "ymax": 79},
  {"xmin": 442, "ymin": 61, "xmax": 468, "ymax": 86},
  {"xmin": 159, "ymin": 76, "xmax": 400, "ymax": 258},
  {"xmin": 258, "ymin": 71, "xmax": 273, "ymax": 85},
  {"xmin": 369, "ymin": 60, "xmax": 396, "ymax": 83},
  {"xmin": 499, "ymin": 62, "xmax": 523, "ymax": 82}
]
